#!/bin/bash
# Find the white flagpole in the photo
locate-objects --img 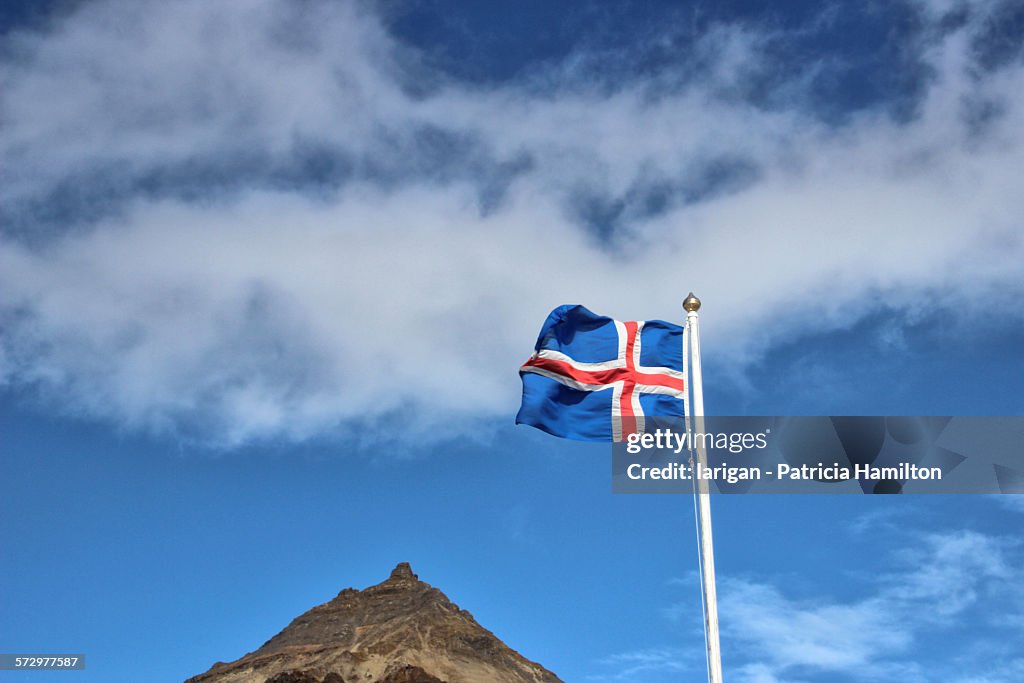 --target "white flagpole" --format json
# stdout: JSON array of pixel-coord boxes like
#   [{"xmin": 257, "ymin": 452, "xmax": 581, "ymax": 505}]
[{"xmin": 684, "ymin": 293, "xmax": 724, "ymax": 683}]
